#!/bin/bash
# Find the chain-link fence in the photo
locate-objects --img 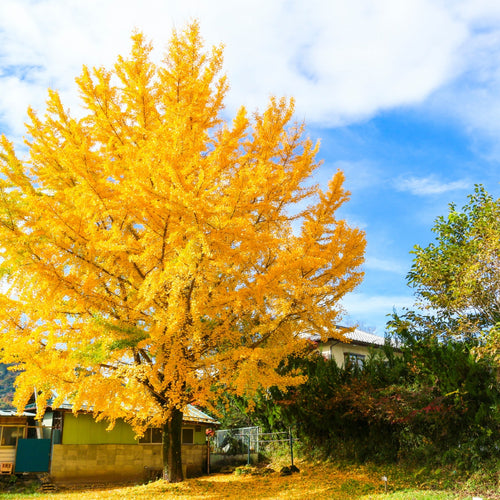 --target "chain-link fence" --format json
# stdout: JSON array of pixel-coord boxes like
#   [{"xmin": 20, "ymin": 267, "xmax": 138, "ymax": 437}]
[
  {"xmin": 213, "ymin": 426, "xmax": 259, "ymax": 455},
  {"xmin": 209, "ymin": 427, "xmax": 296, "ymax": 471}
]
